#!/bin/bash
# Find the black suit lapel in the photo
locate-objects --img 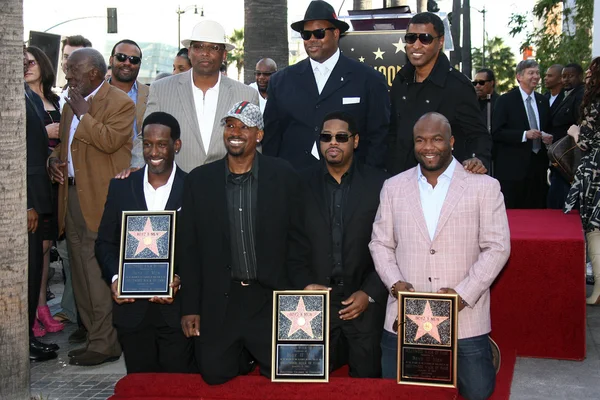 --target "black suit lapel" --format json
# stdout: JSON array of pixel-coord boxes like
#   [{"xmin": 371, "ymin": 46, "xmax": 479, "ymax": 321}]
[
  {"xmin": 319, "ymin": 55, "xmax": 351, "ymax": 101},
  {"xmin": 165, "ymin": 167, "xmax": 185, "ymax": 210},
  {"xmin": 130, "ymin": 170, "xmax": 148, "ymax": 210},
  {"xmin": 307, "ymin": 167, "xmax": 330, "ymax": 226},
  {"xmin": 535, "ymin": 92, "xmax": 548, "ymax": 130},
  {"xmin": 343, "ymin": 165, "xmax": 362, "ymax": 227},
  {"xmin": 294, "ymin": 59, "xmax": 320, "ymax": 99}
]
